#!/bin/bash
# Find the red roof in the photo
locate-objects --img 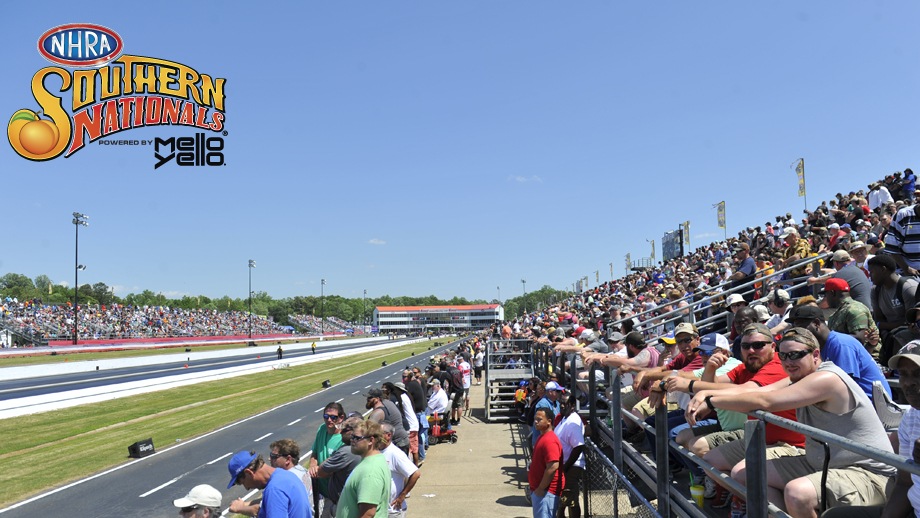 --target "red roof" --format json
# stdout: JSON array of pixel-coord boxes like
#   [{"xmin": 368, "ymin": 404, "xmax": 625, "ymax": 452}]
[{"xmin": 375, "ymin": 304, "xmax": 499, "ymax": 312}]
